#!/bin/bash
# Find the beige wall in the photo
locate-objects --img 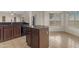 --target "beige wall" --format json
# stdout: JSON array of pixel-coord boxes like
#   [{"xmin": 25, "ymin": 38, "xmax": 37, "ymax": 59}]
[
  {"xmin": 32, "ymin": 11, "xmax": 44, "ymax": 26},
  {"xmin": 21, "ymin": 14, "xmax": 29, "ymax": 23},
  {"xmin": 0, "ymin": 13, "xmax": 21, "ymax": 22},
  {"xmin": 64, "ymin": 12, "xmax": 79, "ymax": 37}
]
